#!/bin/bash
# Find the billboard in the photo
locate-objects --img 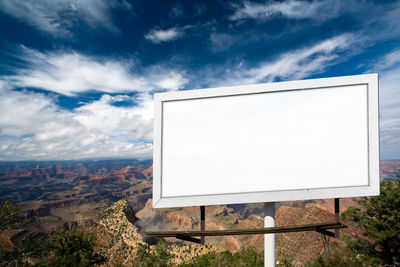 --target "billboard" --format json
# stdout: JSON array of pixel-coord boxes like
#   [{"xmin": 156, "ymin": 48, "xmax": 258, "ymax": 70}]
[{"xmin": 153, "ymin": 74, "xmax": 379, "ymax": 208}]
